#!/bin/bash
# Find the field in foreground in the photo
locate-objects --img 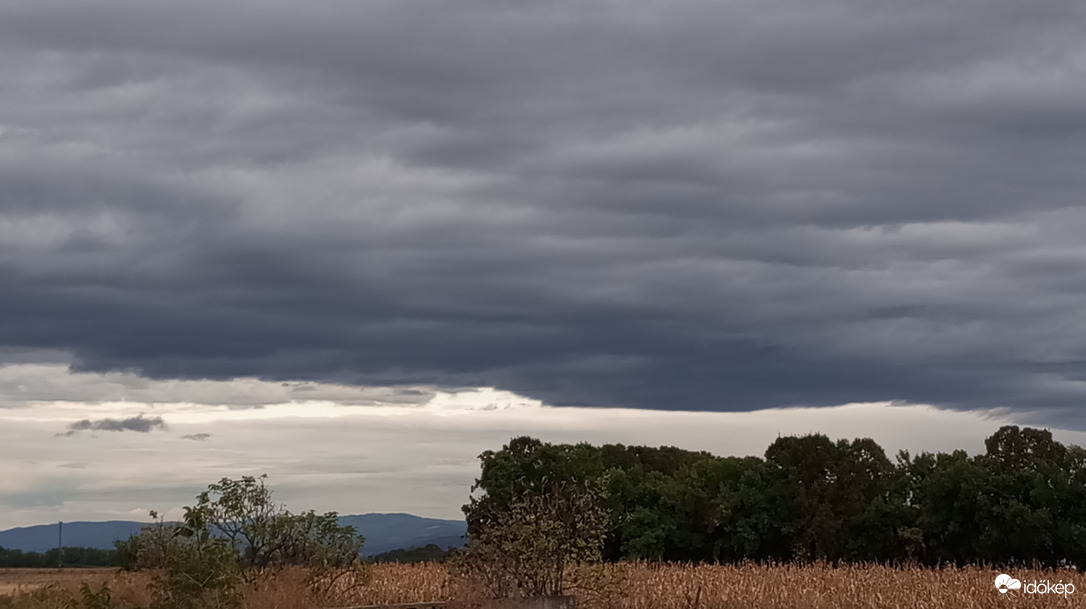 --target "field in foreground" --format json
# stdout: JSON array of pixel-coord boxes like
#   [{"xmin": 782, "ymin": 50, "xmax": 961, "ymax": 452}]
[
  {"xmin": 0, "ymin": 569, "xmax": 115, "ymax": 597},
  {"xmin": 1, "ymin": 563, "xmax": 1082, "ymax": 608}
]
